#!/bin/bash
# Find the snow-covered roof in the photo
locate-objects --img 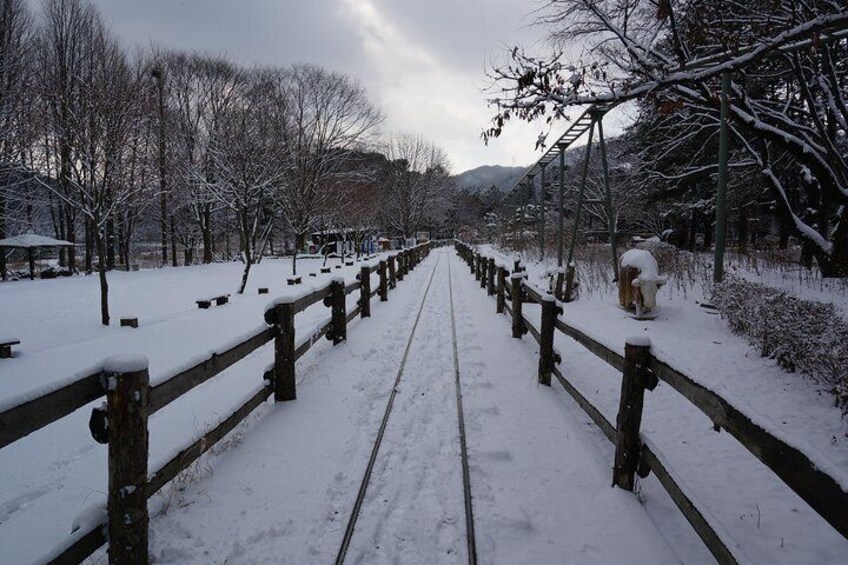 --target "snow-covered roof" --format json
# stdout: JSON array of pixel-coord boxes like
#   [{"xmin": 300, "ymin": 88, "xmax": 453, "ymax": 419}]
[{"xmin": 0, "ymin": 233, "xmax": 74, "ymax": 248}]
